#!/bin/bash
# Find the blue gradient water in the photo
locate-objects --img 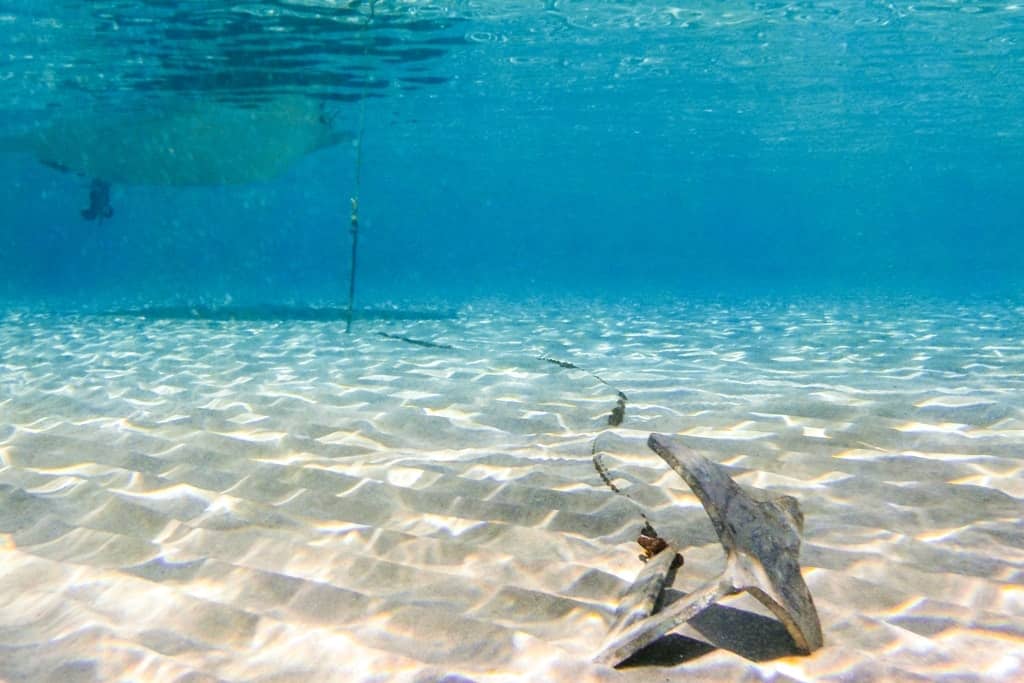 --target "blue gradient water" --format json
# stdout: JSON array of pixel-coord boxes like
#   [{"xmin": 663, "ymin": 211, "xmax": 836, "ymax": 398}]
[
  {"xmin": 2, "ymin": 6, "xmax": 1024, "ymax": 680},
  {"xmin": 1, "ymin": 2, "xmax": 1021, "ymax": 307}
]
